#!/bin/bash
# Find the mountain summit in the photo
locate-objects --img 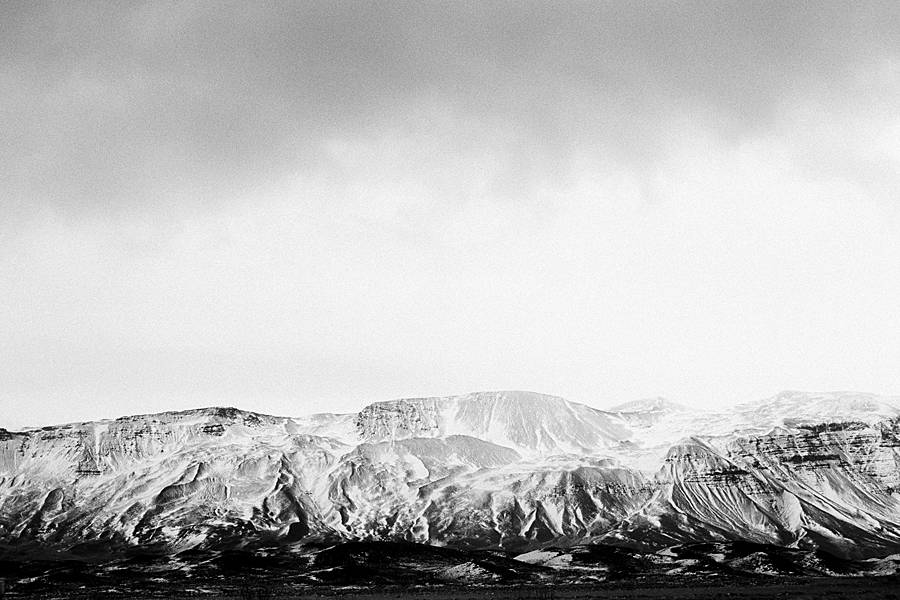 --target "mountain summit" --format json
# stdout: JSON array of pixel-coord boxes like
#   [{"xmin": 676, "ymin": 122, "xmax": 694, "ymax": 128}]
[
  {"xmin": 608, "ymin": 397, "xmax": 688, "ymax": 414},
  {"xmin": 355, "ymin": 390, "xmax": 630, "ymax": 456}
]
